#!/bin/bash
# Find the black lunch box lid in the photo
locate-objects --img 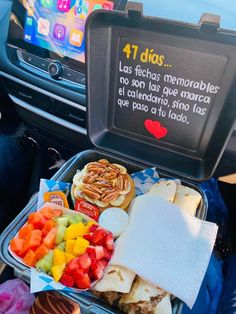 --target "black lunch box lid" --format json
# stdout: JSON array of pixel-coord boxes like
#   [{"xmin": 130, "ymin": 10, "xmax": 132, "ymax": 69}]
[{"xmin": 85, "ymin": 2, "xmax": 236, "ymax": 181}]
